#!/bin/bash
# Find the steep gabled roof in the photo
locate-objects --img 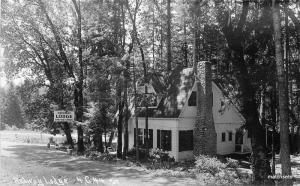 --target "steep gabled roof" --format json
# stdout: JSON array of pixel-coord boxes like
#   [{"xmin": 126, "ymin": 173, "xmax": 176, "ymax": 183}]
[
  {"xmin": 137, "ymin": 67, "xmax": 245, "ymax": 121},
  {"xmin": 138, "ymin": 67, "xmax": 194, "ymax": 118}
]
